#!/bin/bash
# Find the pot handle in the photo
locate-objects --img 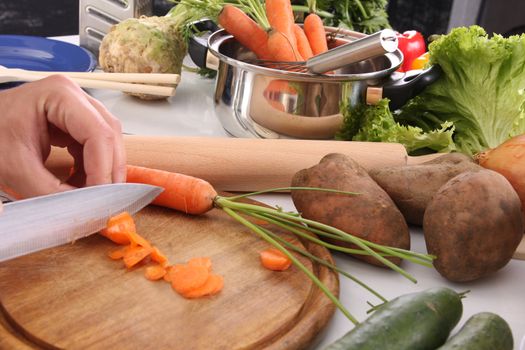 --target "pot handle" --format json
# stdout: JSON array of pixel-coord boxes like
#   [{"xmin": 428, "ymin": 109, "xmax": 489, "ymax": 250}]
[
  {"xmin": 368, "ymin": 65, "xmax": 442, "ymax": 110},
  {"xmin": 188, "ymin": 19, "xmax": 220, "ymax": 69}
]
